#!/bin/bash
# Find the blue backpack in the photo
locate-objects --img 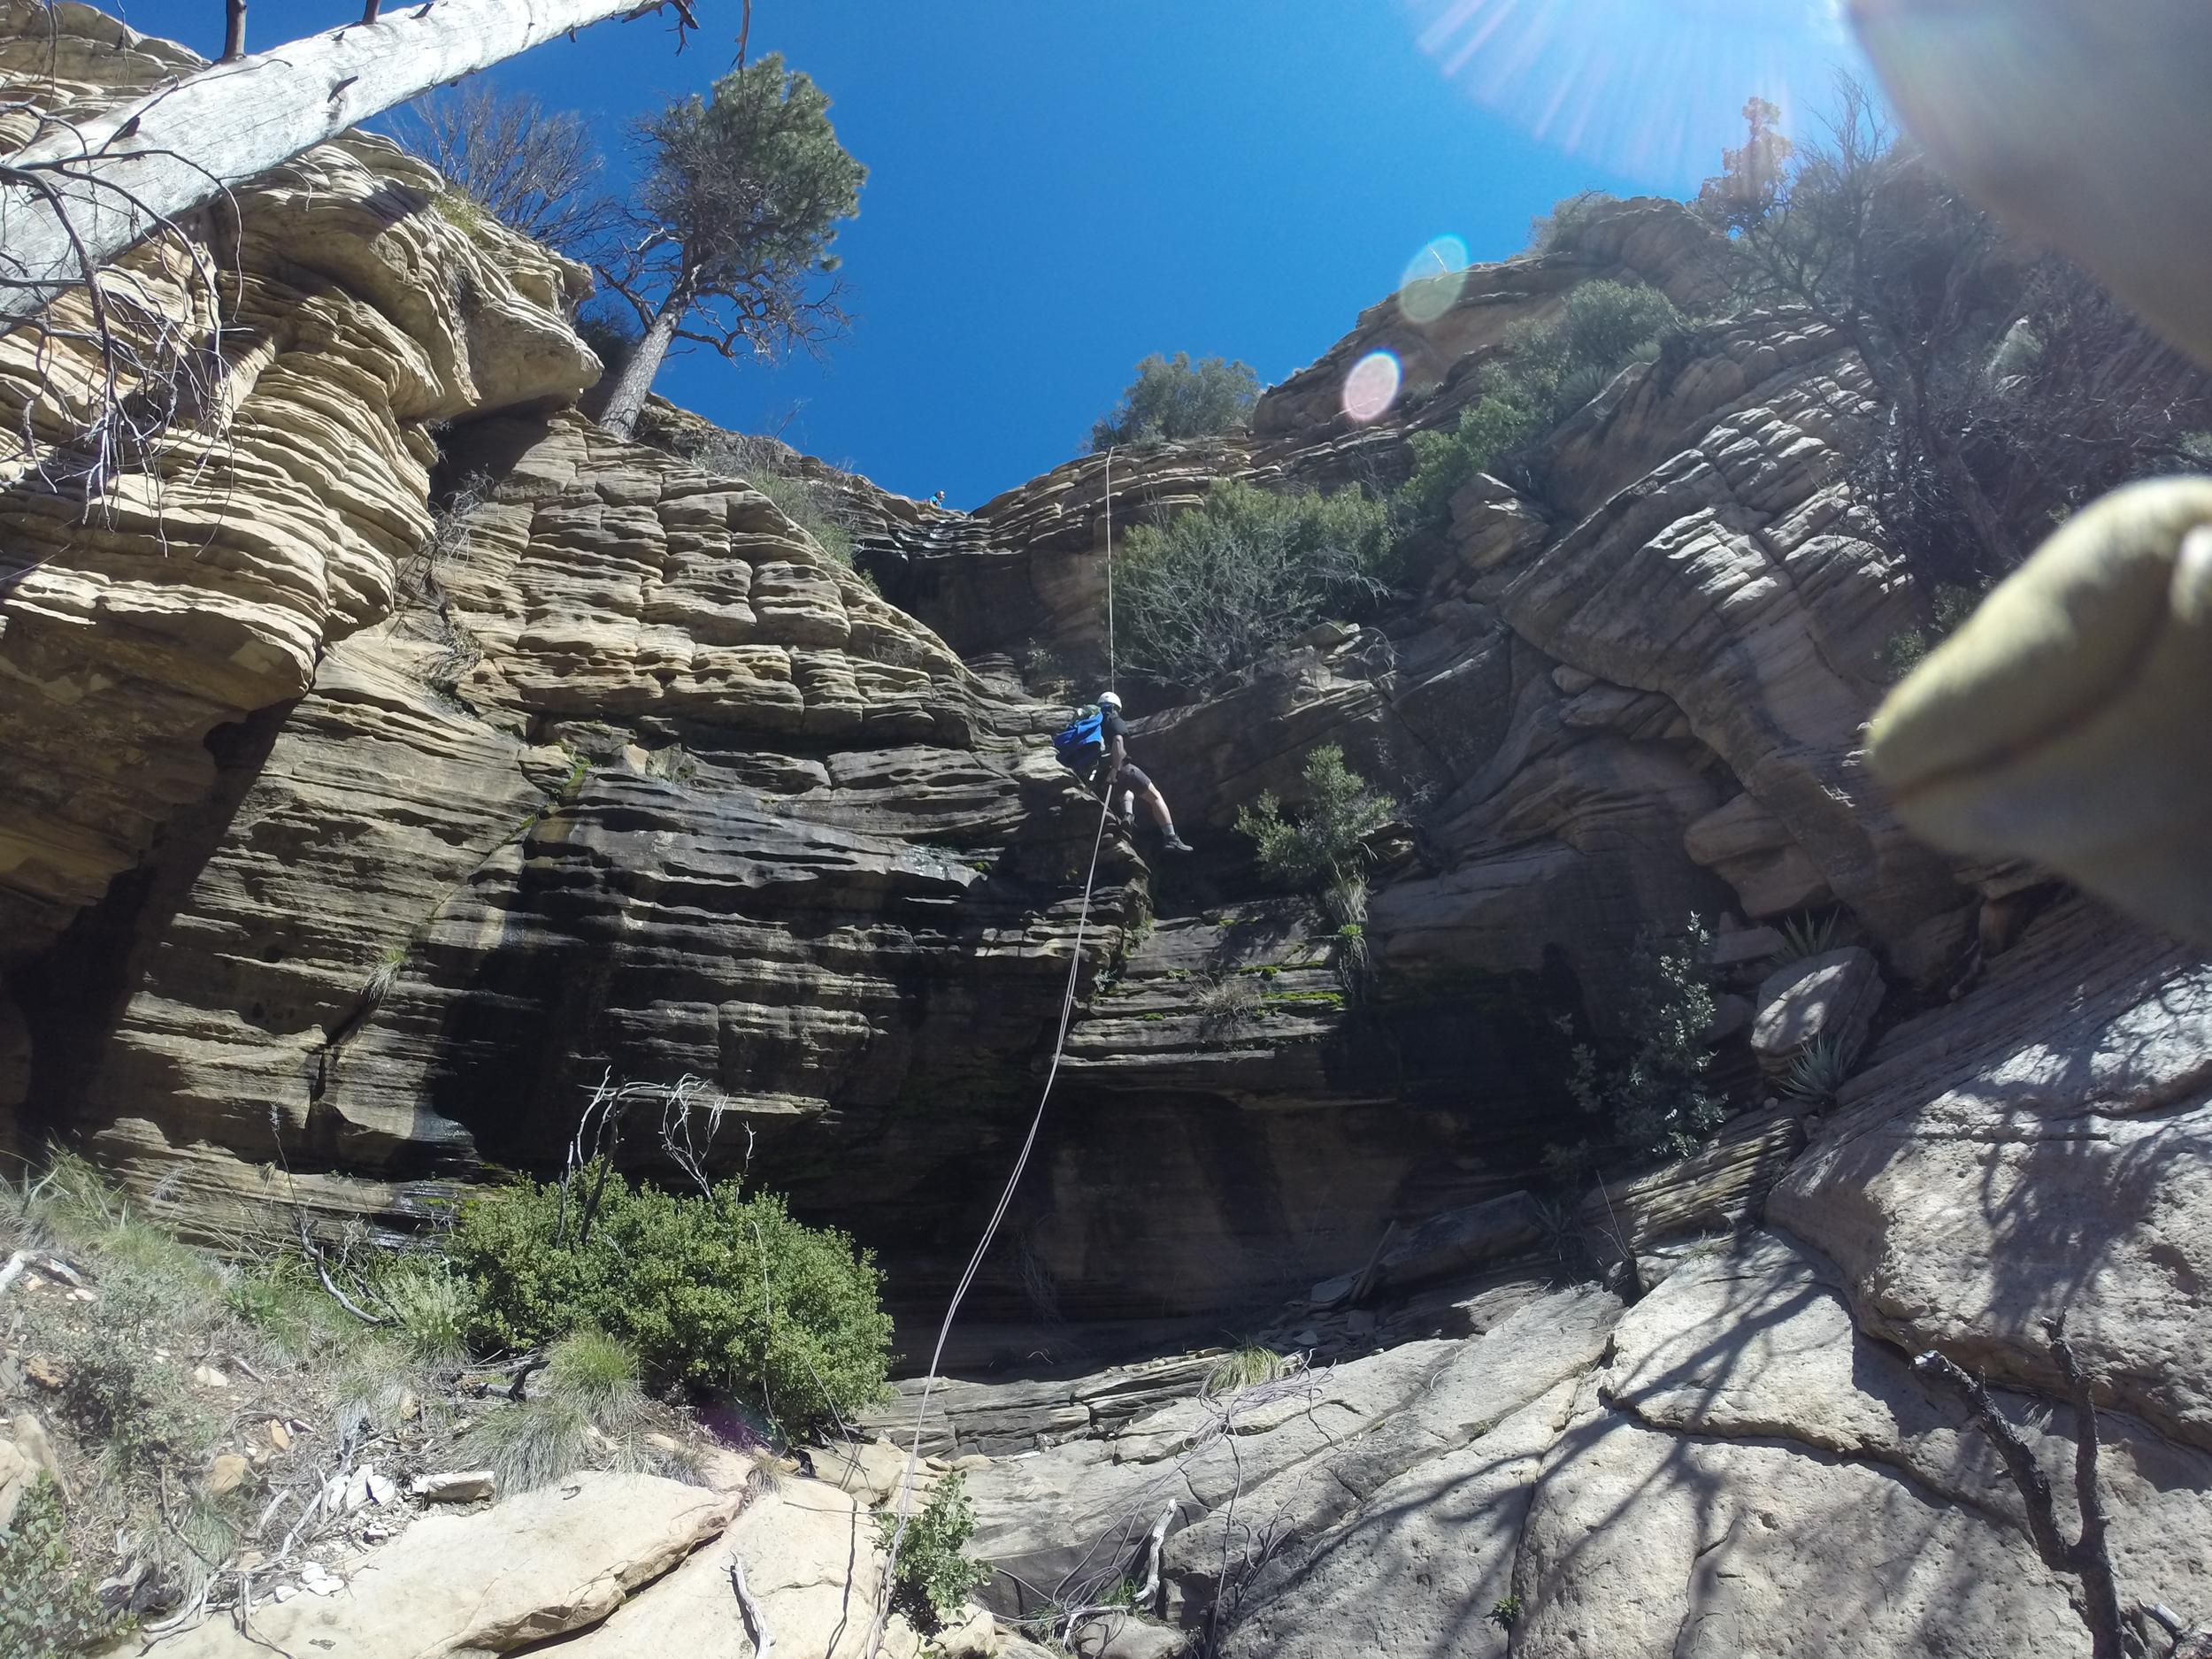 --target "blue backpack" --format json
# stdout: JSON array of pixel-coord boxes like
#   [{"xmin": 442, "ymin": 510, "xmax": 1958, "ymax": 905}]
[{"xmin": 1052, "ymin": 706, "xmax": 1106, "ymax": 770}]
